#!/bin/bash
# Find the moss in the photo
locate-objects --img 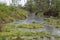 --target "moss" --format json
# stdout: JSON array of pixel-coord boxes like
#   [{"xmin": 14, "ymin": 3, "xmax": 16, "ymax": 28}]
[
  {"xmin": 32, "ymin": 21, "xmax": 36, "ymax": 24},
  {"xmin": 2, "ymin": 24, "xmax": 15, "ymax": 32},
  {"xmin": 24, "ymin": 38, "xmax": 32, "ymax": 40},
  {"xmin": 17, "ymin": 24, "xmax": 42, "ymax": 29},
  {"xmin": 53, "ymin": 35, "xmax": 60, "ymax": 38},
  {"xmin": 44, "ymin": 17, "xmax": 60, "ymax": 28},
  {"xmin": 0, "ymin": 30, "xmax": 50, "ymax": 37},
  {"xmin": 37, "ymin": 31, "xmax": 50, "ymax": 37}
]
